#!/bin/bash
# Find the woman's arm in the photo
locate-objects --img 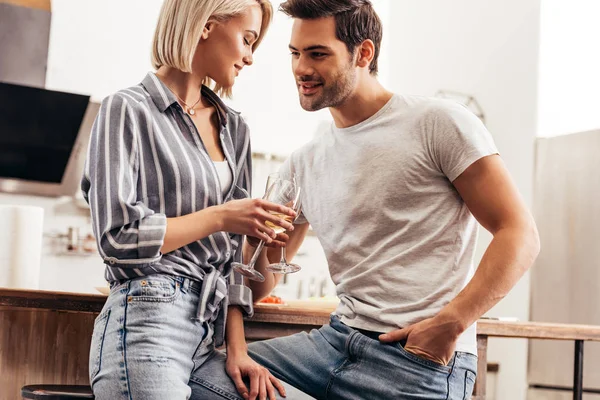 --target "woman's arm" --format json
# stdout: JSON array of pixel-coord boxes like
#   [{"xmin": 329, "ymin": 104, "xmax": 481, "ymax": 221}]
[
  {"xmin": 160, "ymin": 198, "xmax": 296, "ymax": 254},
  {"xmin": 224, "ymin": 306, "xmax": 286, "ymax": 400}
]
